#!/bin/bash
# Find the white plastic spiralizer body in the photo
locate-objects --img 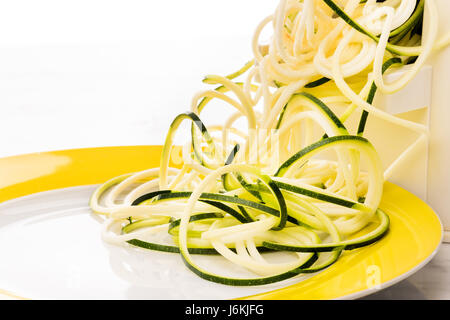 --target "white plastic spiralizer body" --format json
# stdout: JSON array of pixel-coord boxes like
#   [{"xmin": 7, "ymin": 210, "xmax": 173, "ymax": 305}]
[{"xmin": 371, "ymin": 0, "xmax": 450, "ymax": 242}]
